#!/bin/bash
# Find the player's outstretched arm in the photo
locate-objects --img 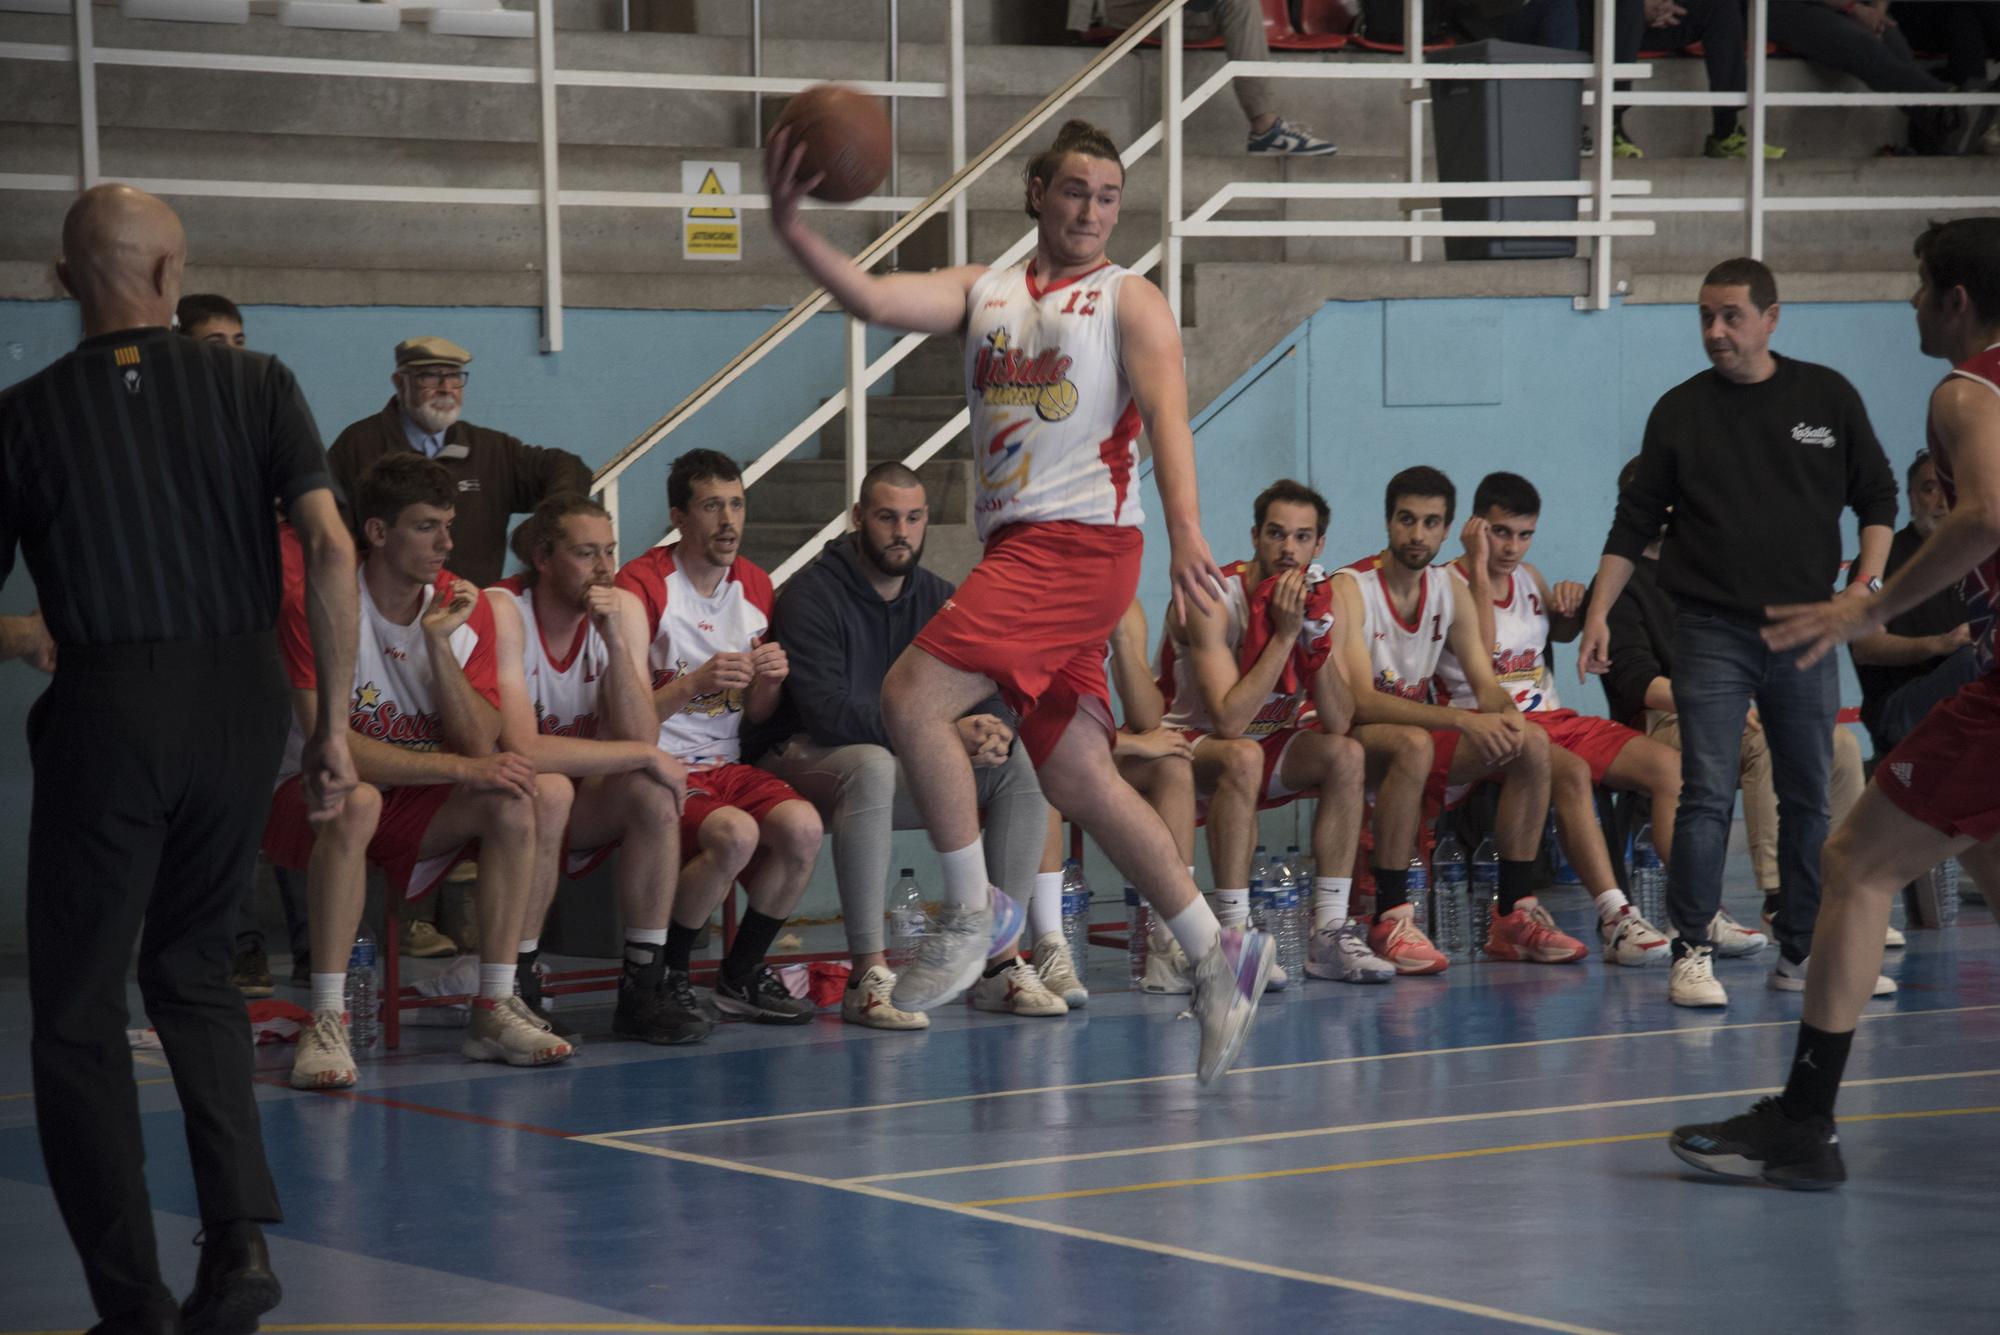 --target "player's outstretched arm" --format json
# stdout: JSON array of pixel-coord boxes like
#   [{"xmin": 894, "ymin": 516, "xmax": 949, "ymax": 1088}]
[{"xmin": 764, "ymin": 129, "xmax": 982, "ymax": 335}]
